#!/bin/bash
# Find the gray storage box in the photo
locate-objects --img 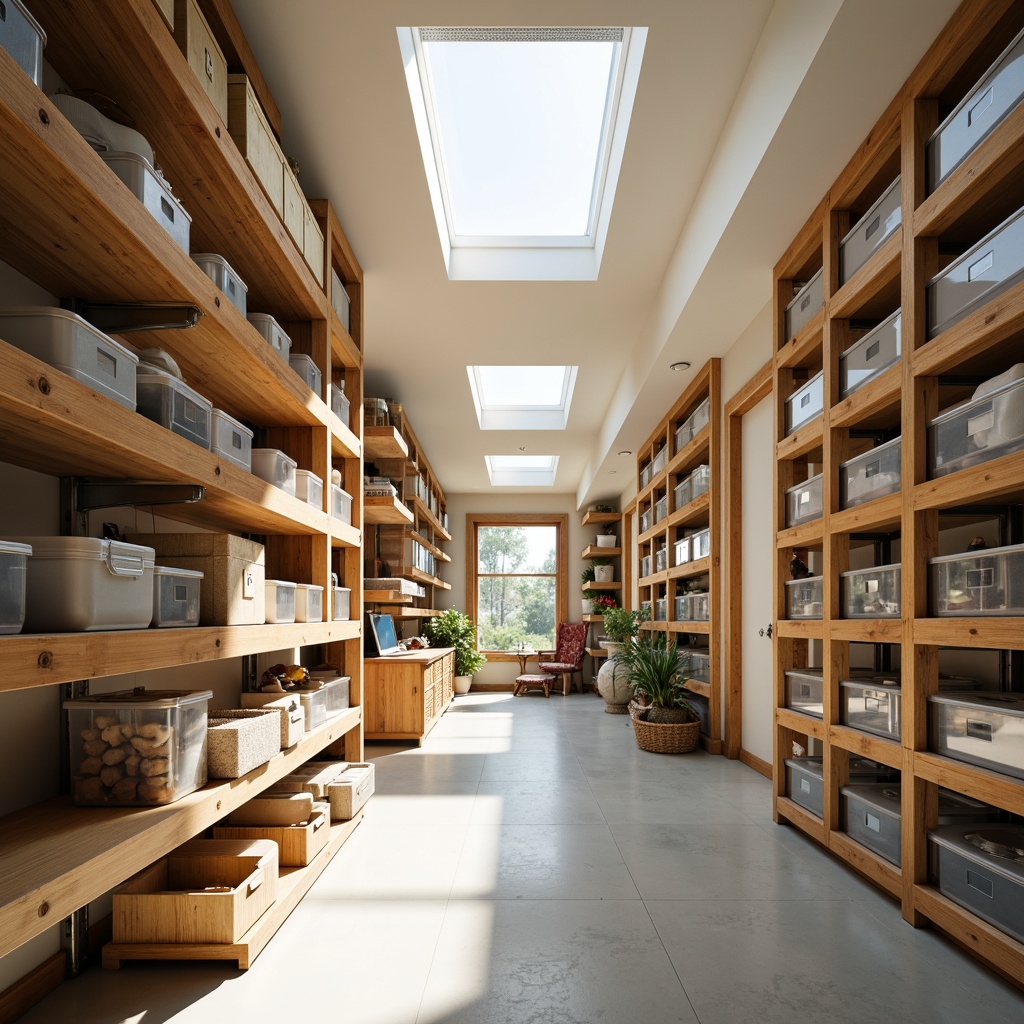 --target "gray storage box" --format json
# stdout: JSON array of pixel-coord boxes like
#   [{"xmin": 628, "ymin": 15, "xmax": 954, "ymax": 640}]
[
  {"xmin": 673, "ymin": 477, "xmax": 691, "ymax": 511},
  {"xmin": 192, "ymin": 253, "xmax": 247, "ymax": 316},
  {"xmin": 101, "ymin": 151, "xmax": 191, "ymax": 252},
  {"xmin": 926, "ymin": 205, "xmax": 1024, "ymax": 339},
  {"xmin": 0, "ymin": 0, "xmax": 45, "ymax": 86},
  {"xmin": 639, "ymin": 509, "xmax": 652, "ymax": 533},
  {"xmin": 841, "ymin": 676, "xmax": 903, "ymax": 740},
  {"xmin": 929, "ymin": 691, "xmax": 1024, "ymax": 779},
  {"xmin": 685, "ymin": 649, "xmax": 710, "ymax": 683},
  {"xmin": 840, "ymin": 310, "xmax": 902, "ymax": 398},
  {"xmin": 840, "ymin": 436, "xmax": 901, "ymax": 509},
  {"xmin": 151, "ymin": 566, "xmax": 203, "ymax": 627},
  {"xmin": 785, "ymin": 473, "xmax": 823, "ymax": 527},
  {"xmin": 841, "ymin": 562, "xmax": 901, "ymax": 618},
  {"xmin": 330, "ymin": 383, "xmax": 350, "ymax": 426},
  {"xmin": 654, "ymin": 598, "xmax": 667, "ymax": 621},
  {"xmin": 690, "ymin": 463, "xmax": 711, "ymax": 499},
  {"xmin": 289, "ymin": 353, "xmax": 321, "ymax": 396},
  {"xmin": 136, "ymin": 367, "xmax": 212, "ymax": 449},
  {"xmin": 928, "ymin": 367, "xmax": 1024, "ymax": 477},
  {"xmin": 929, "ymin": 824, "xmax": 1024, "ymax": 943},
  {"xmin": 839, "ymin": 177, "xmax": 902, "ymax": 284},
  {"xmin": 785, "ymin": 575, "xmax": 823, "ymax": 619},
  {"xmin": 784, "ymin": 268, "xmax": 824, "ymax": 339},
  {"xmin": 785, "ymin": 370, "xmax": 824, "ymax": 435},
  {"xmin": 785, "ymin": 756, "xmax": 898, "ymax": 818},
  {"xmin": 0, "ymin": 539, "xmax": 31, "ymax": 635},
  {"xmin": 210, "ymin": 408, "xmax": 253, "ymax": 472},
  {"xmin": 246, "ymin": 313, "xmax": 291, "ymax": 363},
  {"xmin": 930, "ymin": 541, "xmax": 1024, "ymax": 616},
  {"xmin": 654, "ymin": 495, "xmax": 668, "ymax": 522},
  {"xmin": 785, "ymin": 668, "xmax": 823, "ymax": 719},
  {"xmin": 0, "ymin": 307, "xmax": 138, "ymax": 410},
  {"xmin": 689, "ymin": 592, "xmax": 710, "ymax": 621},
  {"xmin": 926, "ymin": 27, "xmax": 1024, "ymax": 193}
]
